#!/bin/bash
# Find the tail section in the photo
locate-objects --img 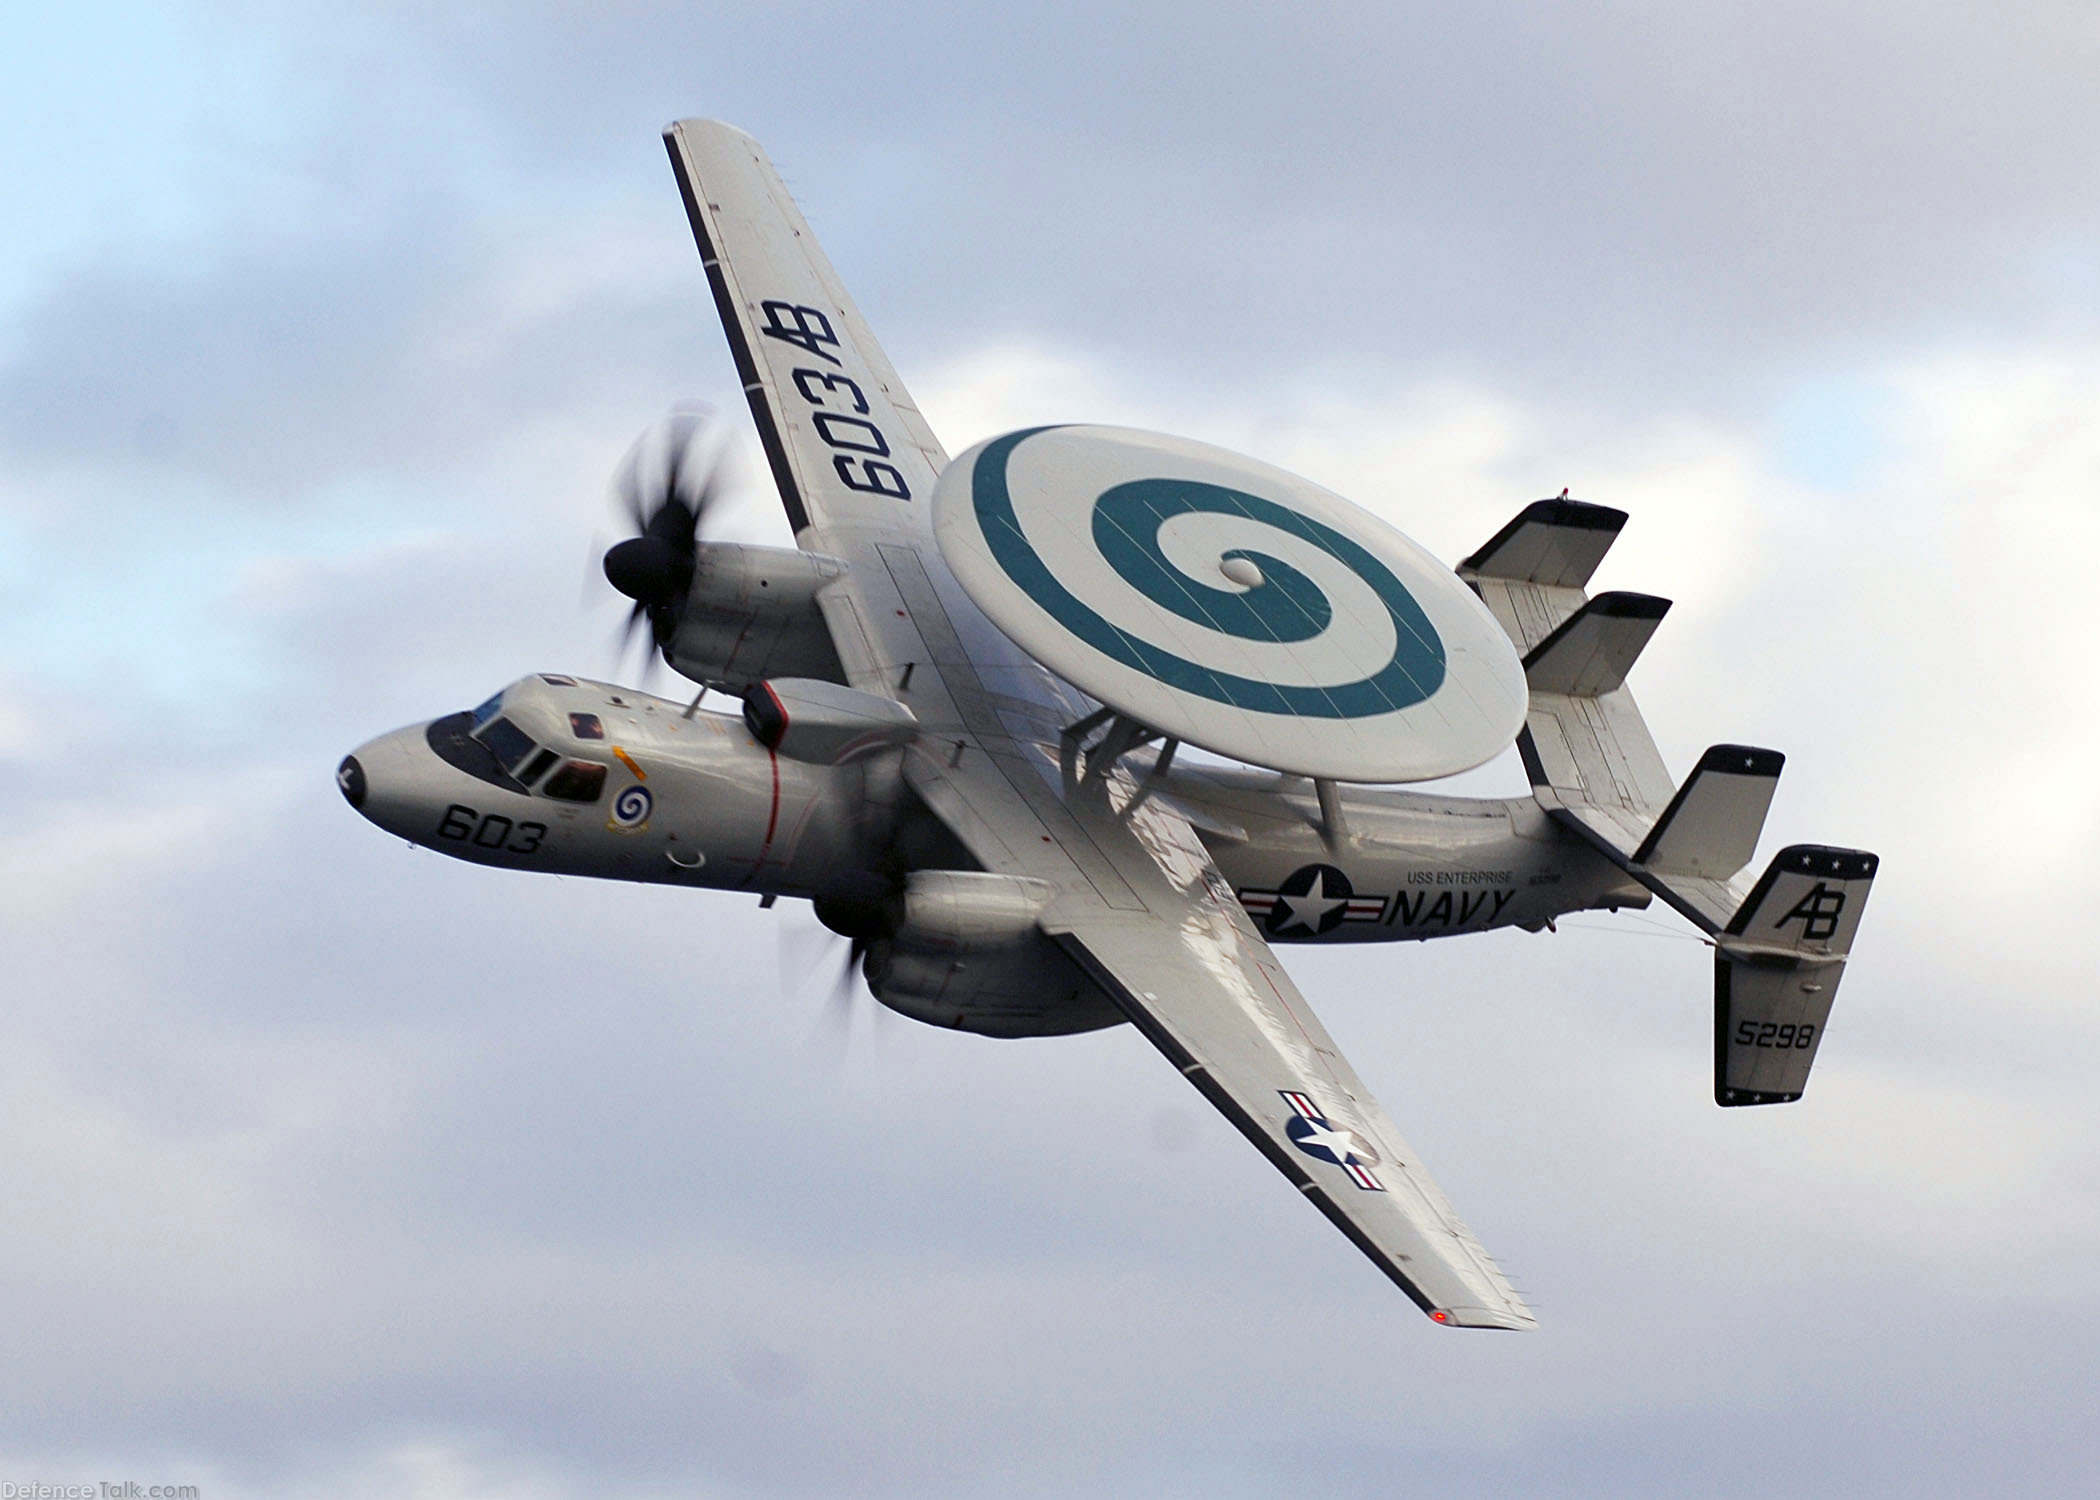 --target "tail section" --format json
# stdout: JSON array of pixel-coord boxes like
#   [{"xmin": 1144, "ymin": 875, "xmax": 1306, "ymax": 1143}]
[
  {"xmin": 1714, "ymin": 846, "xmax": 1879, "ymax": 1105},
  {"xmin": 1463, "ymin": 499, "xmax": 1879, "ymax": 1107},
  {"xmin": 1463, "ymin": 498, "xmax": 1813, "ymax": 931}
]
